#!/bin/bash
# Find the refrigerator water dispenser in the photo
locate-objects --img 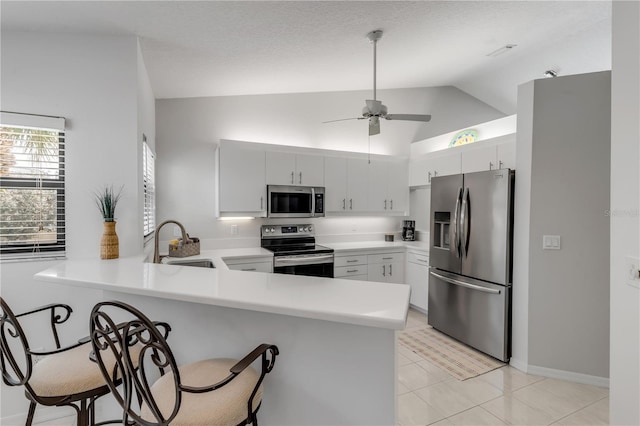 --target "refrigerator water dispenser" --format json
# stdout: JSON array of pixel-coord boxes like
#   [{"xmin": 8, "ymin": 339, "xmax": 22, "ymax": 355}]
[{"xmin": 433, "ymin": 212, "xmax": 451, "ymax": 249}]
